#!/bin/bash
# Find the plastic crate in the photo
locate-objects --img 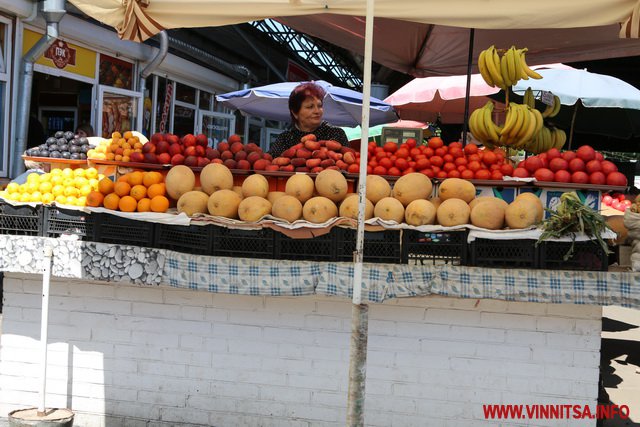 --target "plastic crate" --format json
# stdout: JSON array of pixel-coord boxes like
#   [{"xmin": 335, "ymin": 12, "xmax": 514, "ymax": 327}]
[
  {"xmin": 95, "ymin": 213, "xmax": 156, "ymax": 247},
  {"xmin": 336, "ymin": 228, "xmax": 402, "ymax": 264},
  {"xmin": 402, "ymin": 229, "xmax": 468, "ymax": 266},
  {"xmin": 154, "ymin": 223, "xmax": 214, "ymax": 255},
  {"xmin": 537, "ymin": 240, "xmax": 609, "ymax": 271},
  {"xmin": 275, "ymin": 229, "xmax": 337, "ymax": 262},
  {"xmin": 469, "ymin": 238, "xmax": 537, "ymax": 269},
  {"xmin": 0, "ymin": 201, "xmax": 42, "ymax": 236},
  {"xmin": 43, "ymin": 206, "xmax": 96, "ymax": 240},
  {"xmin": 212, "ymin": 226, "xmax": 275, "ymax": 259}
]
